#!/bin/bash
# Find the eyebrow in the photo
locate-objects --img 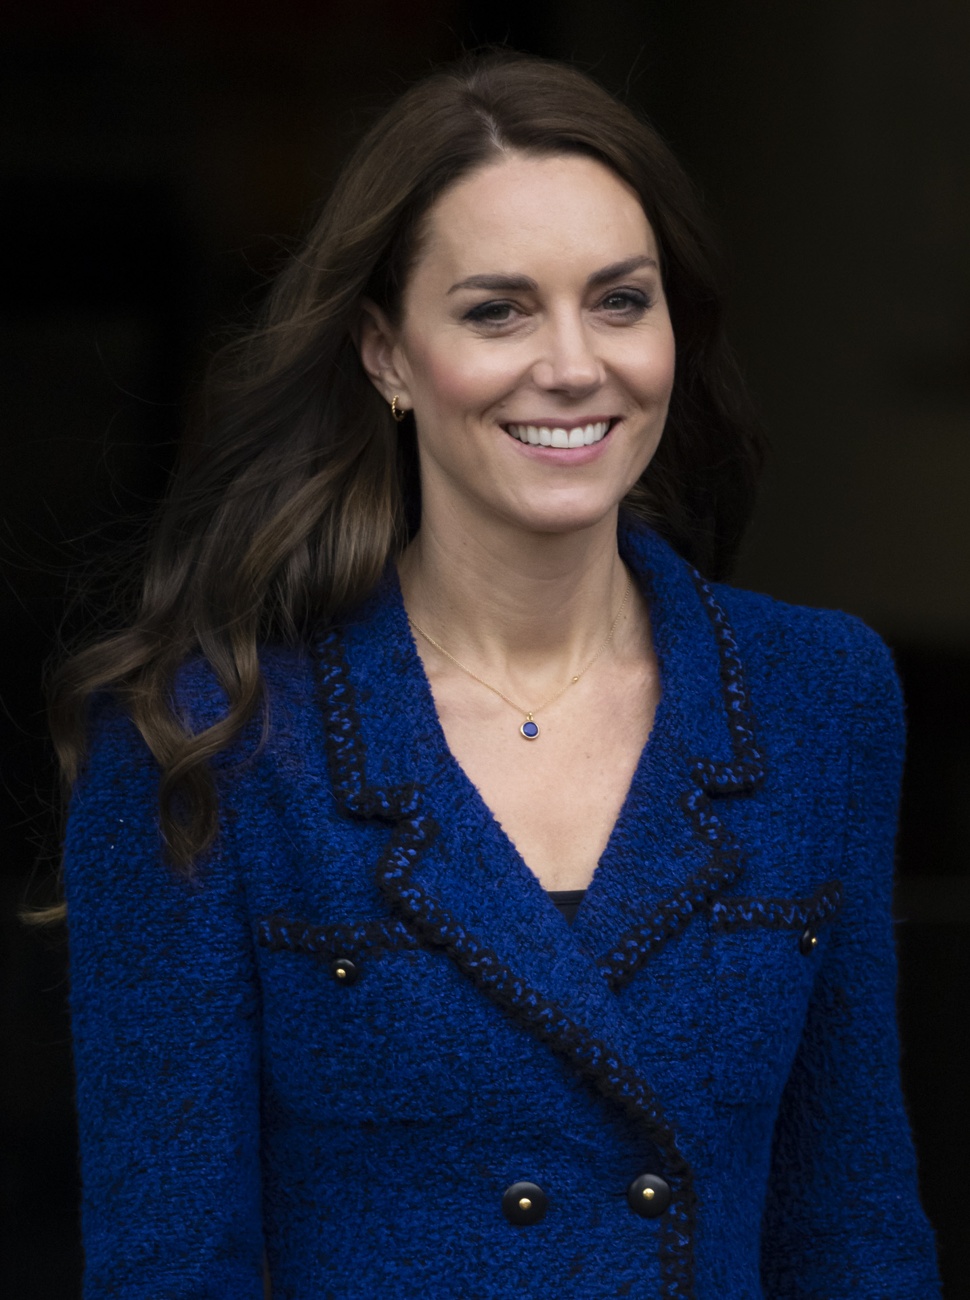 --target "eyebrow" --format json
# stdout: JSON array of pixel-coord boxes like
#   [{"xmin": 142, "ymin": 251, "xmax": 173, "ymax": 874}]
[
  {"xmin": 587, "ymin": 255, "xmax": 659, "ymax": 286},
  {"xmin": 446, "ymin": 255, "xmax": 659, "ymax": 295}
]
